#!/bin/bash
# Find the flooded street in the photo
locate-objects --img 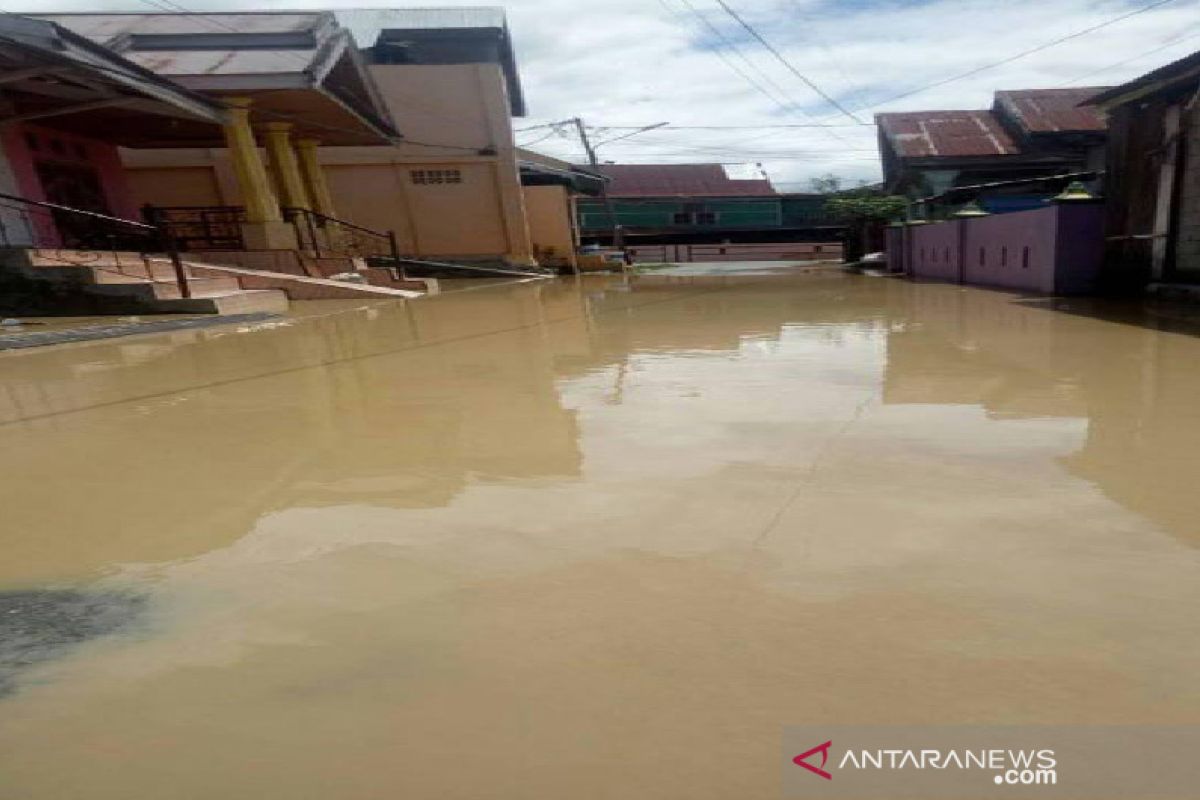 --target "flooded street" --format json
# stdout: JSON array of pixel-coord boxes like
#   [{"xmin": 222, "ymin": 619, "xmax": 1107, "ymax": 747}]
[{"xmin": 1, "ymin": 268, "xmax": 1198, "ymax": 798}]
